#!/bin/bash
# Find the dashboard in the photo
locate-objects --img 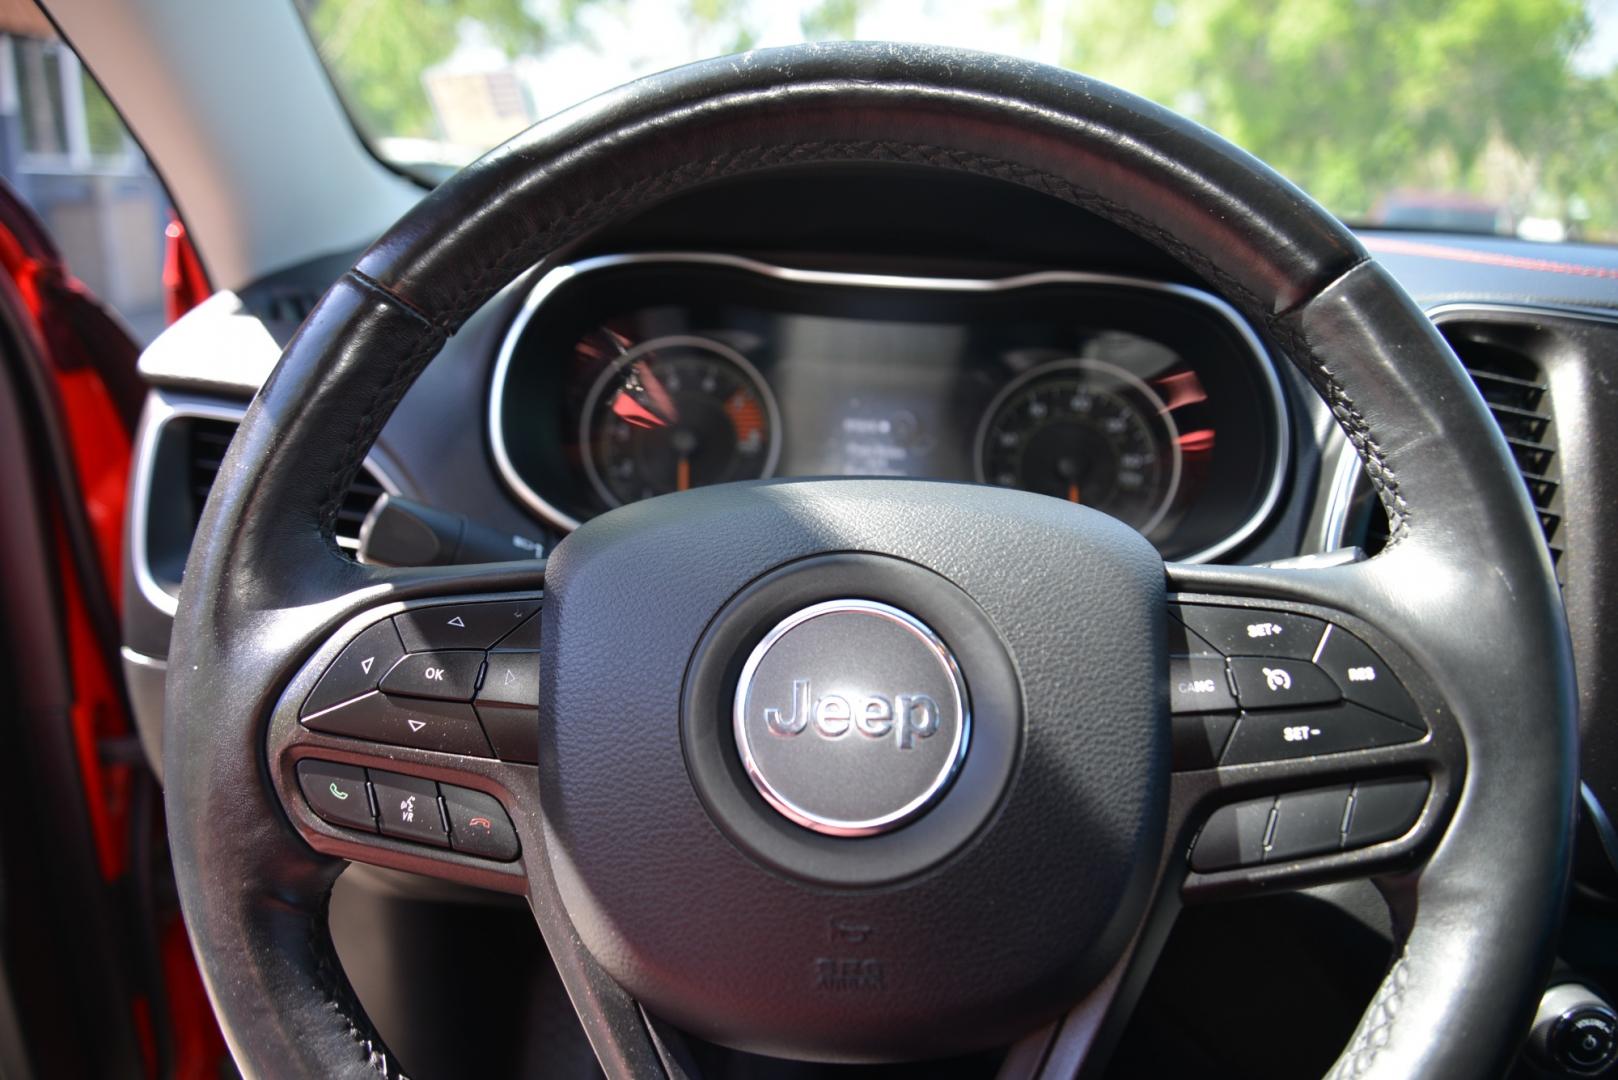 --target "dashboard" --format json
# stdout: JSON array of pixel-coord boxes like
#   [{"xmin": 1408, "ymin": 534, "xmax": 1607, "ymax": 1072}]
[{"xmin": 490, "ymin": 254, "xmax": 1286, "ymax": 562}]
